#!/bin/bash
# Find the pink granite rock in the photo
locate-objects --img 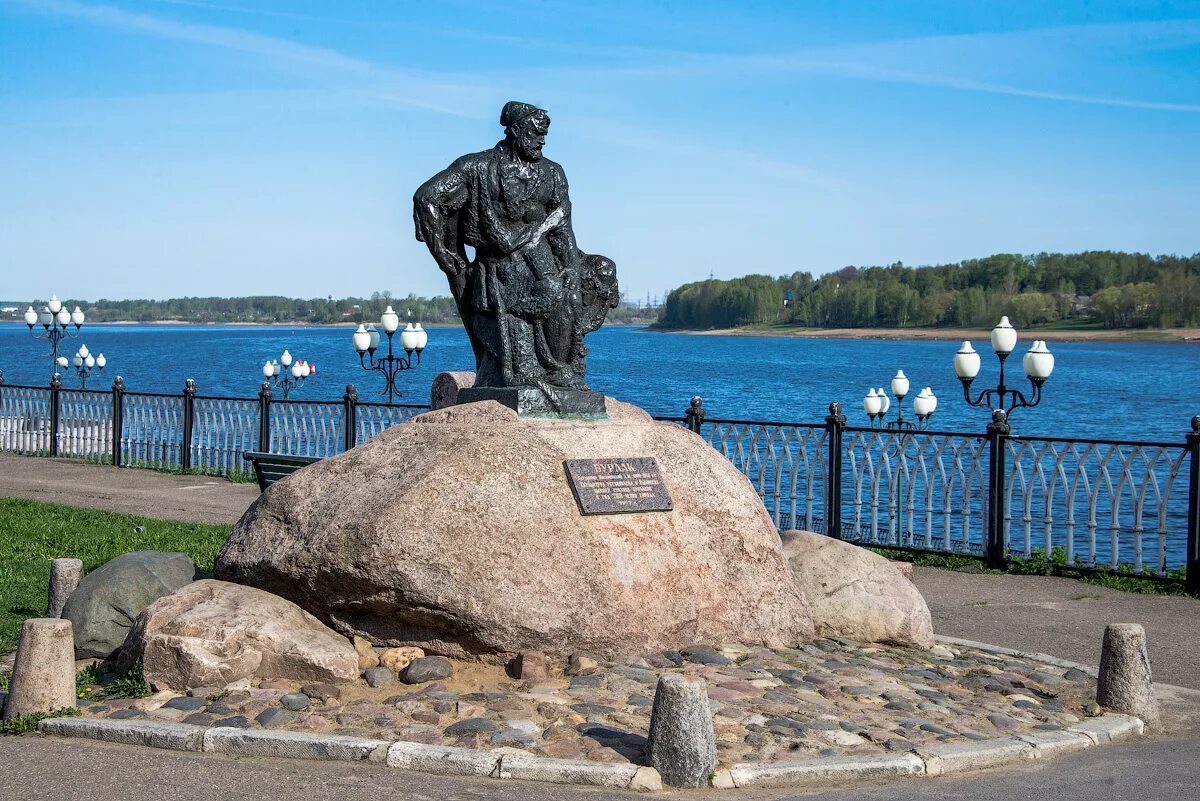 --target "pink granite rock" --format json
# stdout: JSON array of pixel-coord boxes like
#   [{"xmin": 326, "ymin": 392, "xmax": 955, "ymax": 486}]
[
  {"xmin": 216, "ymin": 399, "xmax": 813, "ymax": 660},
  {"xmin": 782, "ymin": 530, "xmax": 934, "ymax": 649},
  {"xmin": 120, "ymin": 579, "xmax": 359, "ymax": 690}
]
